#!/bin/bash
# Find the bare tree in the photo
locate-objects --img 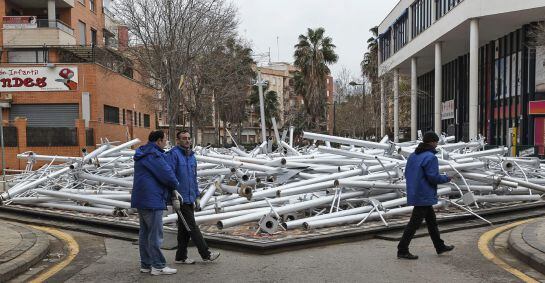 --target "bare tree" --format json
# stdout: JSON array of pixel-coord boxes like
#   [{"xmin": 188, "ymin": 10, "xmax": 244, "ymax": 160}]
[
  {"xmin": 334, "ymin": 66, "xmax": 355, "ymax": 103},
  {"xmin": 114, "ymin": 0, "xmax": 238, "ymax": 143}
]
